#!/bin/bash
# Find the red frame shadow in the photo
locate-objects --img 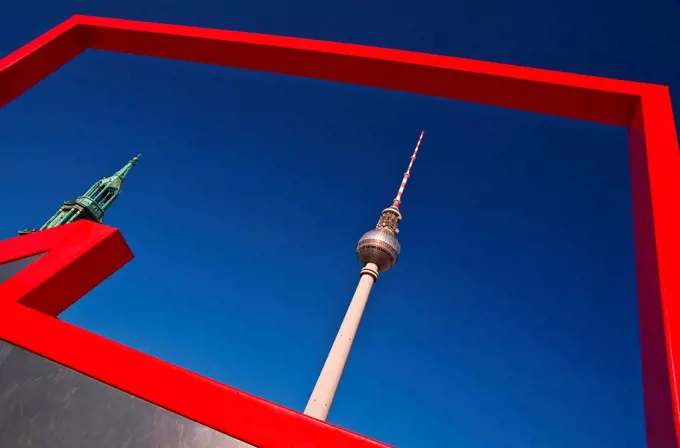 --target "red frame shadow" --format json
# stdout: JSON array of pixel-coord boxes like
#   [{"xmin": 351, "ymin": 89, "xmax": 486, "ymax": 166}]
[{"xmin": 0, "ymin": 15, "xmax": 678, "ymax": 447}]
